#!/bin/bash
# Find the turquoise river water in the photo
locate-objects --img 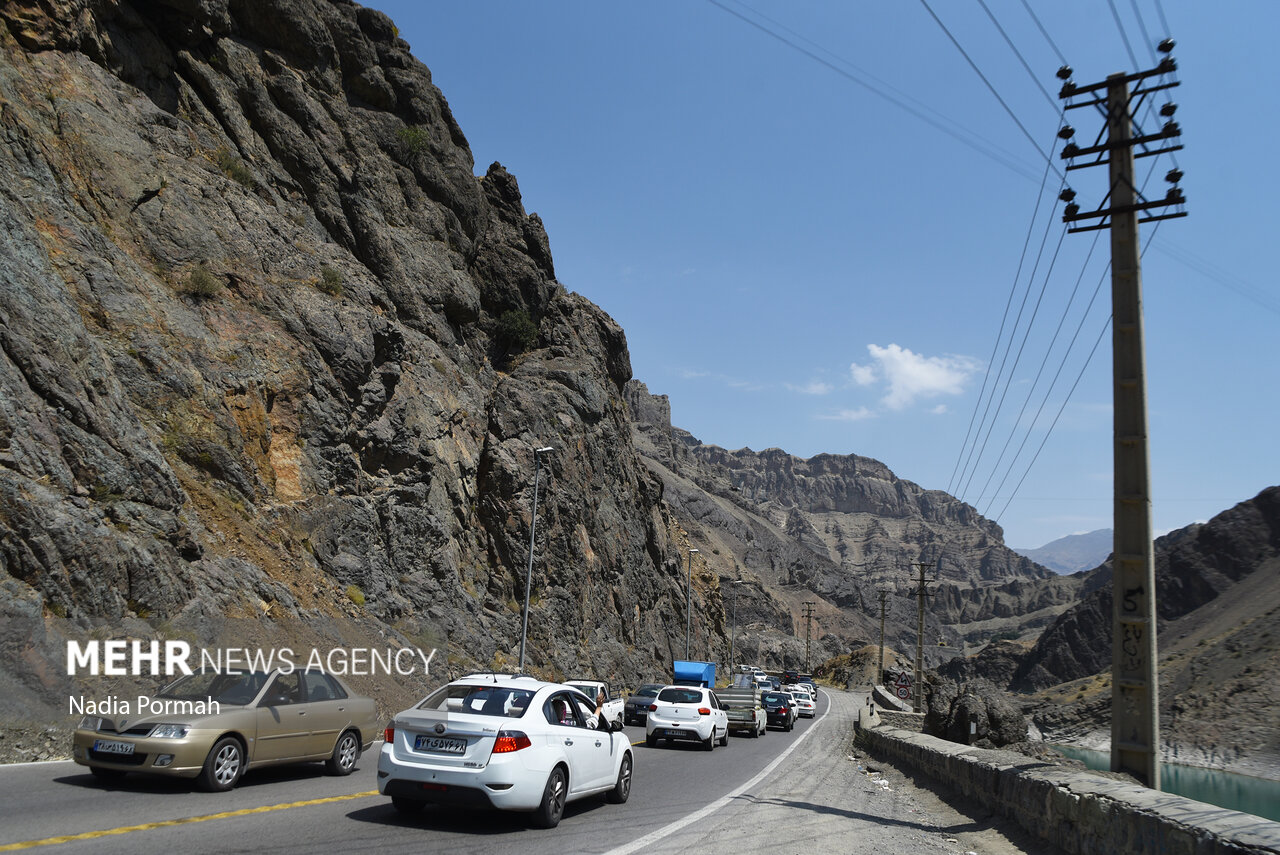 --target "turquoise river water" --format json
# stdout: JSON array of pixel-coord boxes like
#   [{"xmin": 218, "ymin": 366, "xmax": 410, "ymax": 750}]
[{"xmin": 1051, "ymin": 745, "xmax": 1280, "ymax": 823}]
